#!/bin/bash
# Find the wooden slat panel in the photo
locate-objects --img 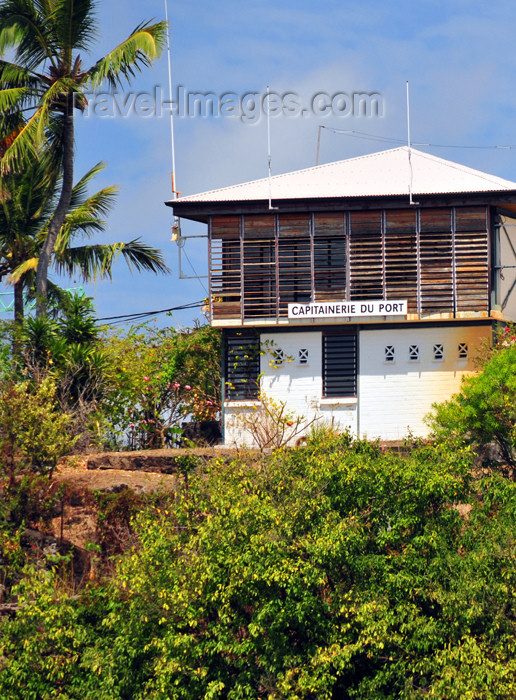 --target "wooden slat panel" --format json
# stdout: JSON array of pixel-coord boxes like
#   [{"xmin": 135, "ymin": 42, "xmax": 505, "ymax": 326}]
[
  {"xmin": 210, "ymin": 218, "xmax": 242, "ymax": 320},
  {"xmin": 323, "ymin": 333, "xmax": 357, "ymax": 397},
  {"xmin": 211, "ymin": 216, "xmax": 240, "ymax": 239},
  {"xmin": 313, "ymin": 213, "xmax": 347, "ymax": 301},
  {"xmin": 455, "ymin": 227, "xmax": 489, "ymax": 311},
  {"xmin": 243, "ymin": 214, "xmax": 275, "ymax": 240},
  {"xmin": 314, "ymin": 237, "xmax": 347, "ymax": 301},
  {"xmin": 313, "ymin": 212, "xmax": 346, "ymax": 237},
  {"xmin": 350, "ymin": 211, "xmax": 383, "ymax": 299},
  {"xmin": 455, "ymin": 206, "xmax": 487, "ymax": 232},
  {"xmin": 243, "ymin": 229, "xmax": 276, "ymax": 318},
  {"xmin": 350, "ymin": 210, "xmax": 382, "ymax": 234},
  {"xmin": 420, "ymin": 227, "xmax": 453, "ymax": 313},
  {"xmin": 278, "ymin": 214, "xmax": 310, "ymax": 237},
  {"xmin": 278, "ymin": 236, "xmax": 311, "ymax": 314},
  {"xmin": 385, "ymin": 209, "xmax": 416, "ymax": 233},
  {"xmin": 420, "ymin": 209, "xmax": 451, "ymax": 232},
  {"xmin": 225, "ymin": 334, "xmax": 260, "ymax": 400},
  {"xmin": 385, "ymin": 216, "xmax": 418, "ymax": 313}
]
